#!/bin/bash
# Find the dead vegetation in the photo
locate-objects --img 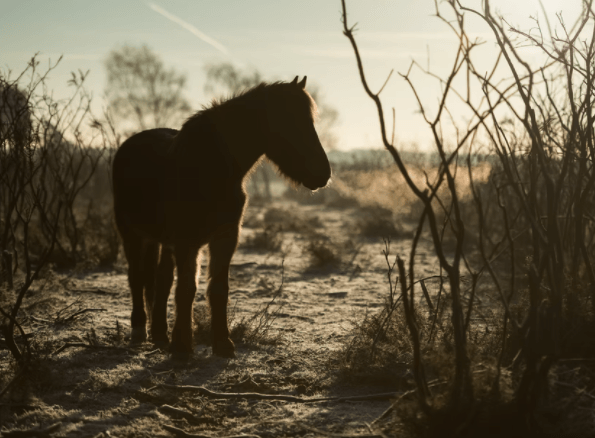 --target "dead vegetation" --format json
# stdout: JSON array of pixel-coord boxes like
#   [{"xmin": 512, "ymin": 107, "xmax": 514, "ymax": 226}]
[
  {"xmin": 303, "ymin": 234, "xmax": 342, "ymax": 269},
  {"xmin": 338, "ymin": 0, "xmax": 595, "ymax": 435},
  {"xmin": 0, "ymin": 56, "xmax": 118, "ymax": 368}
]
